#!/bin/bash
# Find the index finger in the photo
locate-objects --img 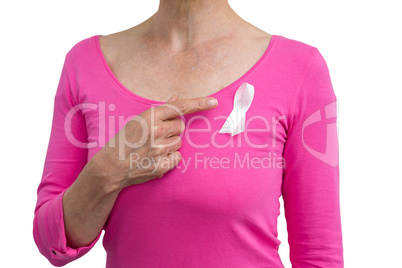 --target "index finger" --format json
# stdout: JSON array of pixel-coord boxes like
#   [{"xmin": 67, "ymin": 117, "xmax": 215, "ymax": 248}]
[{"xmin": 157, "ymin": 96, "xmax": 218, "ymax": 121}]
